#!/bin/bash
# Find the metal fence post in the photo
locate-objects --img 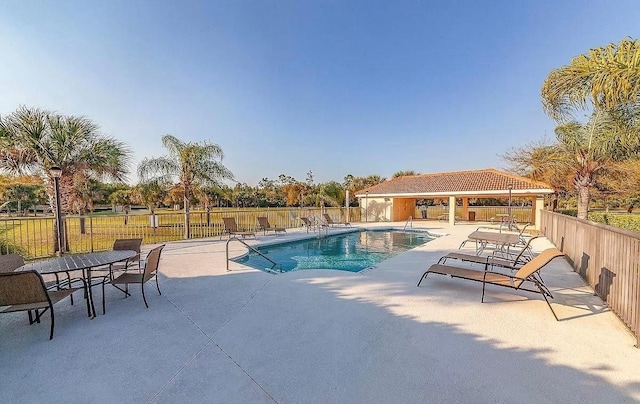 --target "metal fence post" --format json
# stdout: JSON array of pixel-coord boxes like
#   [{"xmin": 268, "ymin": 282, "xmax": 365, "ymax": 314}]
[{"xmin": 90, "ymin": 216, "xmax": 94, "ymax": 252}]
